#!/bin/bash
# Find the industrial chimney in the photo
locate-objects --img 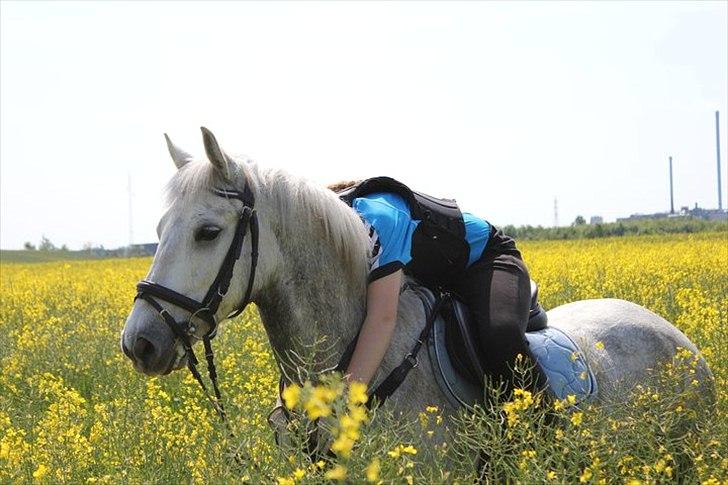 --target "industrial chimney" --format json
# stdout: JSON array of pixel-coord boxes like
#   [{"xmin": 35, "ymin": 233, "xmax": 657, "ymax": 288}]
[
  {"xmin": 716, "ymin": 111, "xmax": 723, "ymax": 211},
  {"xmin": 669, "ymin": 156, "xmax": 674, "ymax": 214}
]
